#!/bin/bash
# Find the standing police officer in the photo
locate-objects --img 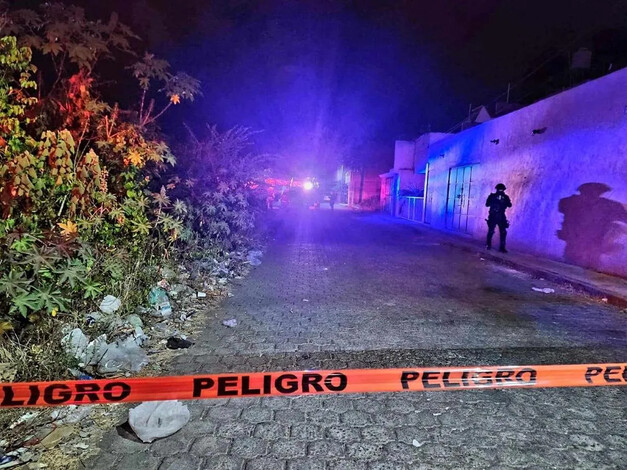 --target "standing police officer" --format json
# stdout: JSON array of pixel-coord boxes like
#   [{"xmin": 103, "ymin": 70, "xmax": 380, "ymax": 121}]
[{"xmin": 486, "ymin": 183, "xmax": 512, "ymax": 253}]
